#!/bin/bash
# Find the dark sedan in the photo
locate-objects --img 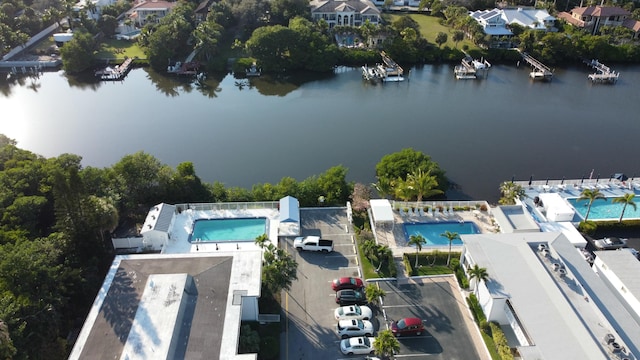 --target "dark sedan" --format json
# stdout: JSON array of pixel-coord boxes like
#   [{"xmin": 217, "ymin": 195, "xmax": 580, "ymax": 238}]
[{"xmin": 336, "ymin": 289, "xmax": 367, "ymax": 305}]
